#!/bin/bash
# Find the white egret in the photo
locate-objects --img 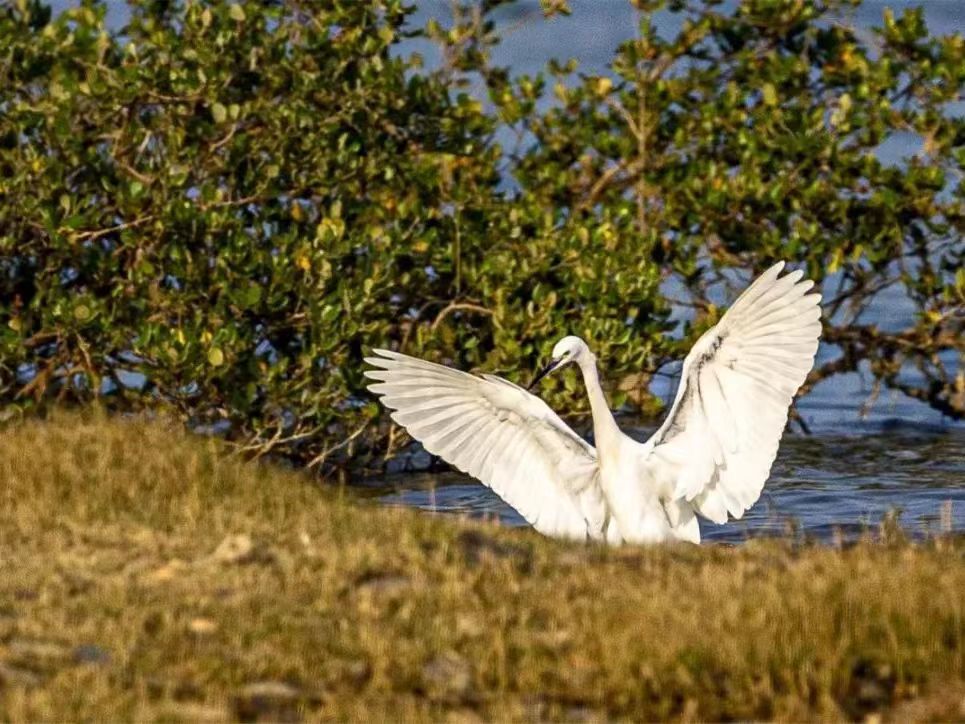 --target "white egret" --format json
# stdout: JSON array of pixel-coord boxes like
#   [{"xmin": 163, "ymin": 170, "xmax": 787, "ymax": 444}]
[{"xmin": 365, "ymin": 261, "xmax": 821, "ymax": 544}]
